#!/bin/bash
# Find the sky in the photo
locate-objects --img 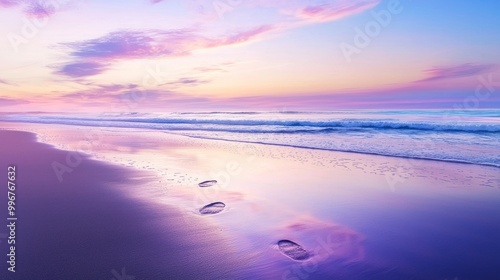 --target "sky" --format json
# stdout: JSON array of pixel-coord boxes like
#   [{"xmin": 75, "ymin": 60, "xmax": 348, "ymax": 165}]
[{"xmin": 0, "ymin": 0, "xmax": 499, "ymax": 112}]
